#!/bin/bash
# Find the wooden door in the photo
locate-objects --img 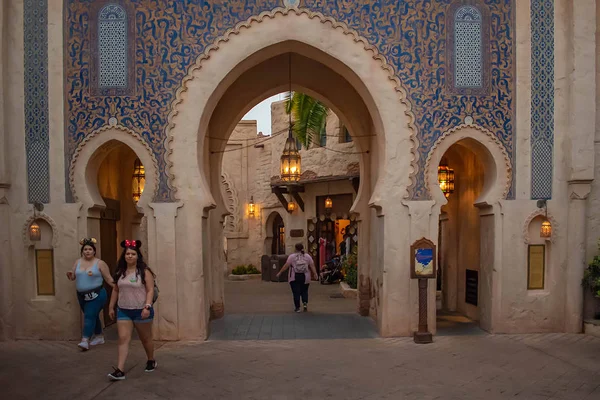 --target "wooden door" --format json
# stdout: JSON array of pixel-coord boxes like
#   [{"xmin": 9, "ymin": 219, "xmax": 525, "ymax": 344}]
[{"xmin": 100, "ymin": 198, "xmax": 120, "ymax": 327}]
